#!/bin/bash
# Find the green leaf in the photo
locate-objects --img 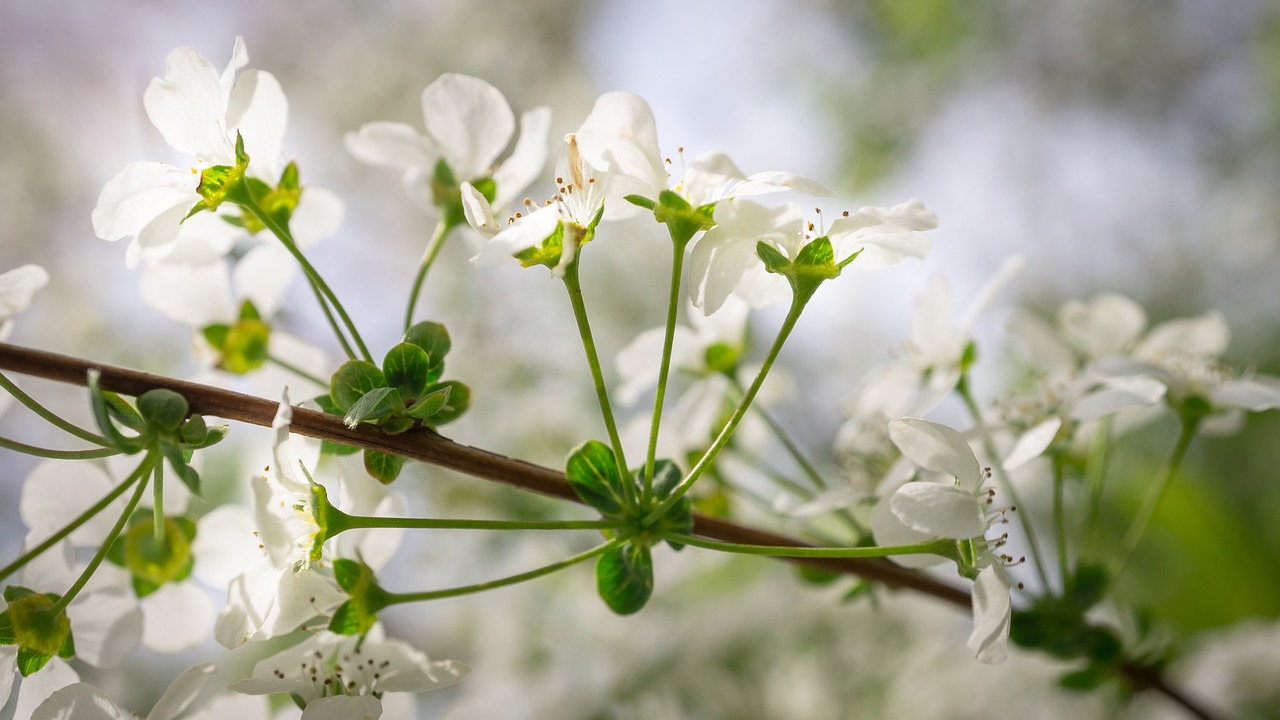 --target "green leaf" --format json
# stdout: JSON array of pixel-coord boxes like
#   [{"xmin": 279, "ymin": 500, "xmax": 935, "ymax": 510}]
[
  {"xmin": 329, "ymin": 361, "xmax": 386, "ymax": 412},
  {"xmin": 178, "ymin": 414, "xmax": 208, "ymax": 445},
  {"xmin": 1068, "ymin": 564, "xmax": 1109, "ymax": 611},
  {"xmin": 406, "ymin": 385, "xmax": 452, "ymax": 420},
  {"xmin": 646, "ymin": 460, "xmax": 693, "ymax": 550},
  {"xmin": 796, "ymin": 564, "xmax": 842, "ymax": 585},
  {"xmin": 755, "ymin": 241, "xmax": 791, "ymax": 274},
  {"xmin": 137, "ymin": 390, "xmax": 188, "ymax": 431},
  {"xmin": 380, "ymin": 417, "xmax": 414, "ymax": 435},
  {"xmin": 424, "ymin": 381, "xmax": 470, "ymax": 426},
  {"xmin": 596, "ymin": 541, "xmax": 654, "ymax": 615},
  {"xmin": 87, "ymin": 373, "xmax": 143, "ymax": 454},
  {"xmin": 364, "ymin": 449, "xmax": 407, "ymax": 484},
  {"xmin": 343, "ymin": 387, "xmax": 401, "ymax": 428},
  {"xmin": 566, "ymin": 441, "xmax": 628, "ymax": 517},
  {"xmin": 1059, "ymin": 664, "xmax": 1111, "ymax": 691},
  {"xmin": 402, "ymin": 322, "xmax": 451, "ymax": 384},
  {"xmin": 383, "ymin": 343, "xmax": 432, "ymax": 403}
]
